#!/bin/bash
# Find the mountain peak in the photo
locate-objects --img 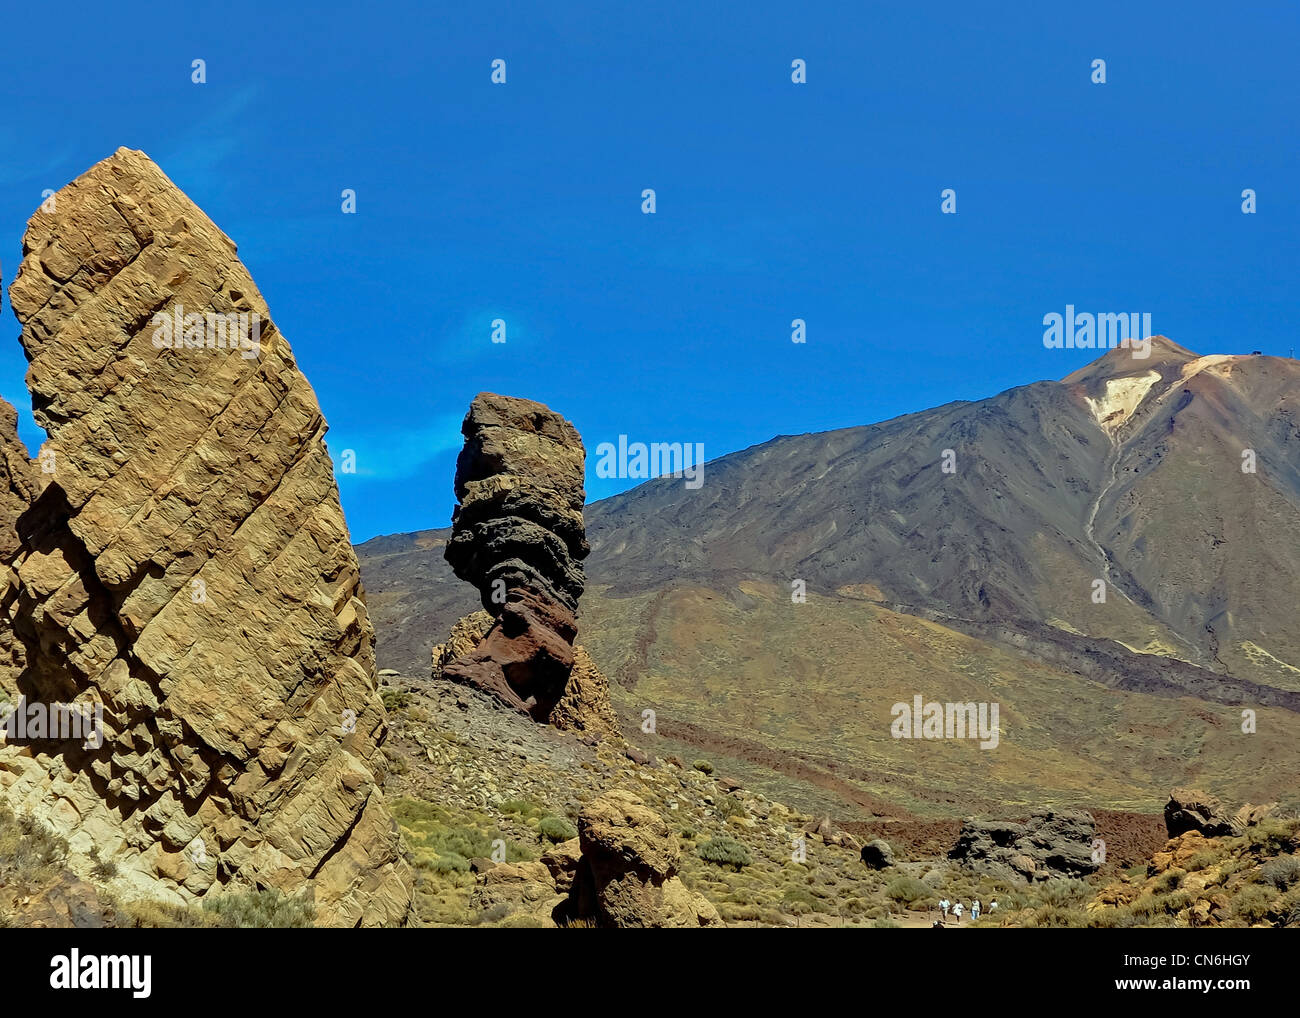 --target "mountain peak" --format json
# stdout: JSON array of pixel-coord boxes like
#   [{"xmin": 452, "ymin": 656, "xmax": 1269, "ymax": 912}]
[{"xmin": 1061, "ymin": 335, "xmax": 1199, "ymax": 386}]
